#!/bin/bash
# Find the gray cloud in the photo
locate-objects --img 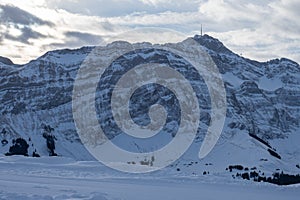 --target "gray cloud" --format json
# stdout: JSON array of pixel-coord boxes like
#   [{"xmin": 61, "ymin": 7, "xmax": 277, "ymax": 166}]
[
  {"xmin": 0, "ymin": 4, "xmax": 53, "ymax": 26},
  {"xmin": 45, "ymin": 31, "xmax": 103, "ymax": 49},
  {"xmin": 4, "ymin": 26, "xmax": 46, "ymax": 44},
  {"xmin": 0, "ymin": 4, "xmax": 53, "ymax": 45},
  {"xmin": 65, "ymin": 31, "xmax": 103, "ymax": 44}
]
